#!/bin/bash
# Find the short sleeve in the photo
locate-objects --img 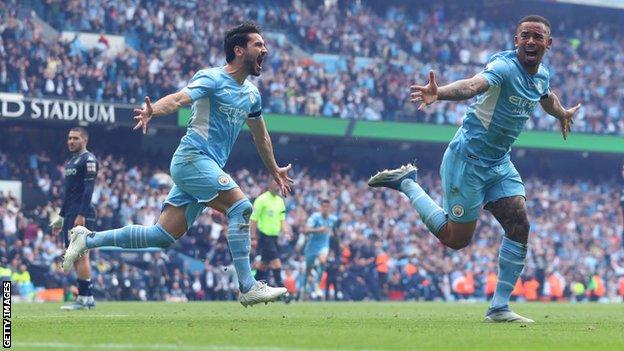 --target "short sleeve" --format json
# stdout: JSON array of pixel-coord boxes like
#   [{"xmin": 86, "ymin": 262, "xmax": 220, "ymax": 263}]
[
  {"xmin": 306, "ymin": 214, "xmax": 317, "ymax": 228},
  {"xmin": 250, "ymin": 197, "xmax": 263, "ymax": 221},
  {"xmin": 540, "ymin": 68, "xmax": 551, "ymax": 99},
  {"xmin": 248, "ymin": 89, "xmax": 262, "ymax": 119},
  {"xmin": 478, "ymin": 57, "xmax": 510, "ymax": 88},
  {"xmin": 182, "ymin": 70, "xmax": 216, "ymax": 101},
  {"xmin": 84, "ymin": 155, "xmax": 98, "ymax": 180}
]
